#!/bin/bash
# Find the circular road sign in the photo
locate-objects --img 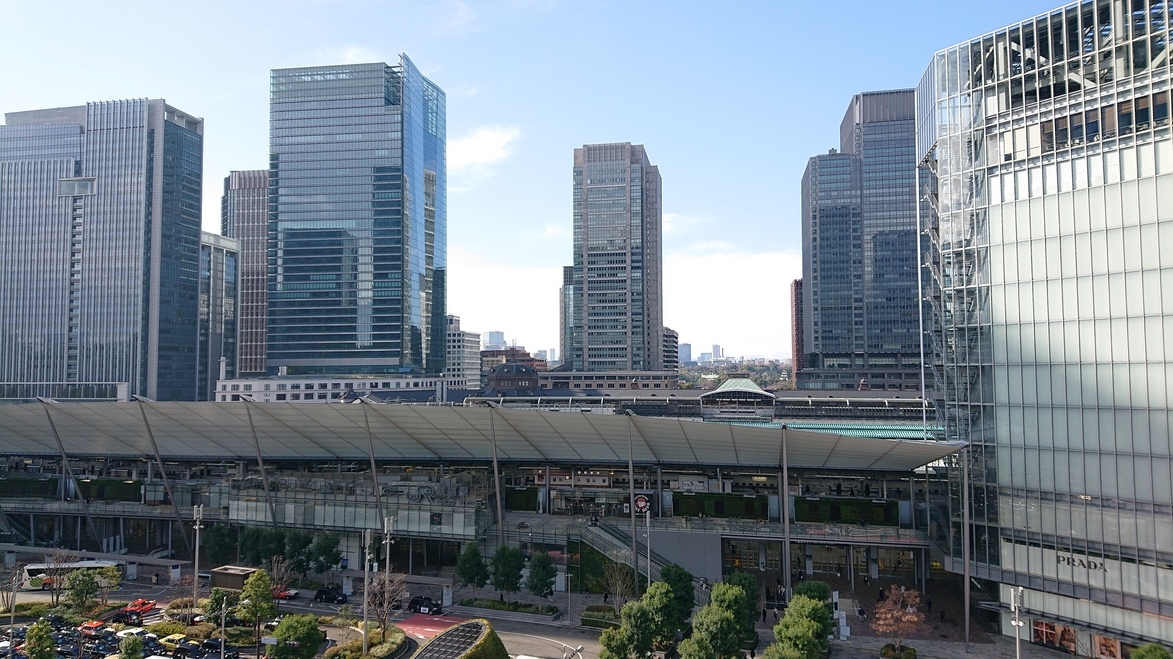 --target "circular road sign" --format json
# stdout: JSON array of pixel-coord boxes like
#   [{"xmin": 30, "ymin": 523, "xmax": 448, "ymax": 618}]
[{"xmin": 634, "ymin": 494, "xmax": 650, "ymax": 512}]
